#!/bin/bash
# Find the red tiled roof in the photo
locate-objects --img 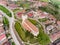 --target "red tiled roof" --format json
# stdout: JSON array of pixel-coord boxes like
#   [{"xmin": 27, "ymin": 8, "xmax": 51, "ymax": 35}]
[
  {"xmin": 8, "ymin": 4, "xmax": 18, "ymax": 9},
  {"xmin": 27, "ymin": 13, "xmax": 33, "ymax": 17},
  {"xmin": 17, "ymin": 12, "xmax": 23, "ymax": 18},
  {"xmin": 0, "ymin": 0, "xmax": 7, "ymax": 5},
  {"xmin": 39, "ymin": 12, "xmax": 48, "ymax": 18},
  {"xmin": 0, "ymin": 34, "xmax": 6, "ymax": 41},
  {"xmin": 50, "ymin": 31, "xmax": 60, "ymax": 42},
  {"xmin": 22, "ymin": 19, "xmax": 39, "ymax": 36}
]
